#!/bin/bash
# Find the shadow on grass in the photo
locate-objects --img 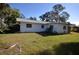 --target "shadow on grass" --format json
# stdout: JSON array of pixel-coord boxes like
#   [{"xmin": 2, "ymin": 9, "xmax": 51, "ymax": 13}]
[
  {"xmin": 36, "ymin": 42, "xmax": 79, "ymax": 55},
  {"xmin": 36, "ymin": 32, "xmax": 70, "ymax": 37},
  {"xmin": 54, "ymin": 42, "xmax": 79, "ymax": 55}
]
